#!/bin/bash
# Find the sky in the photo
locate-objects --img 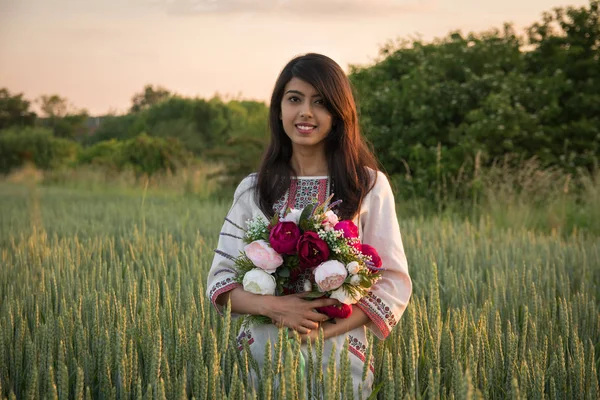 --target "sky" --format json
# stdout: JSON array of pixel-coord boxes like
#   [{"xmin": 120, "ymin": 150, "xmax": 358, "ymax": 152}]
[{"xmin": 0, "ymin": 0, "xmax": 591, "ymax": 116}]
